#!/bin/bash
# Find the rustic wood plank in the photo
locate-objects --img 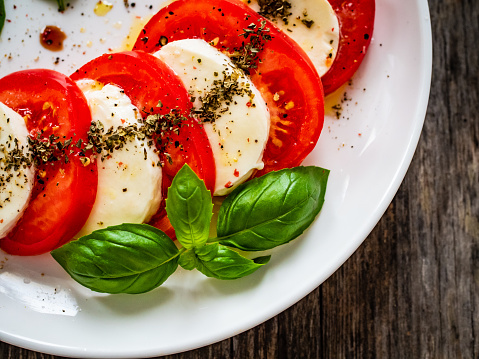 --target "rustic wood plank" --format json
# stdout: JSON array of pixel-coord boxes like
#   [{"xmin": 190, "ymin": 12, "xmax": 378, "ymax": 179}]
[{"xmin": 1, "ymin": 0, "xmax": 477, "ymax": 358}]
